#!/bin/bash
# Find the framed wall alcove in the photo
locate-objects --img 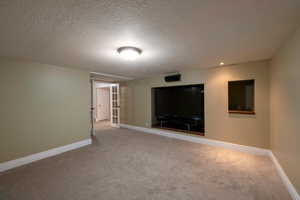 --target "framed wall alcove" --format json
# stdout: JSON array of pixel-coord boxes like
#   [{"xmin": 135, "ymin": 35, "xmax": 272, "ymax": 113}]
[{"xmin": 228, "ymin": 79, "xmax": 255, "ymax": 114}]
